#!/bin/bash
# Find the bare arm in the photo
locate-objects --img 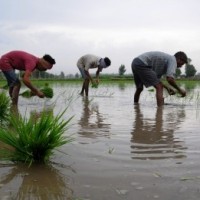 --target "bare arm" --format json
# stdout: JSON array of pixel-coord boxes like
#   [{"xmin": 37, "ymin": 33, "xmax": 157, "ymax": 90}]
[
  {"xmin": 95, "ymin": 68, "xmax": 101, "ymax": 83},
  {"xmin": 166, "ymin": 76, "xmax": 186, "ymax": 97},
  {"xmin": 22, "ymin": 70, "xmax": 44, "ymax": 98},
  {"xmin": 161, "ymin": 82, "xmax": 176, "ymax": 95},
  {"xmin": 84, "ymin": 70, "xmax": 94, "ymax": 83}
]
